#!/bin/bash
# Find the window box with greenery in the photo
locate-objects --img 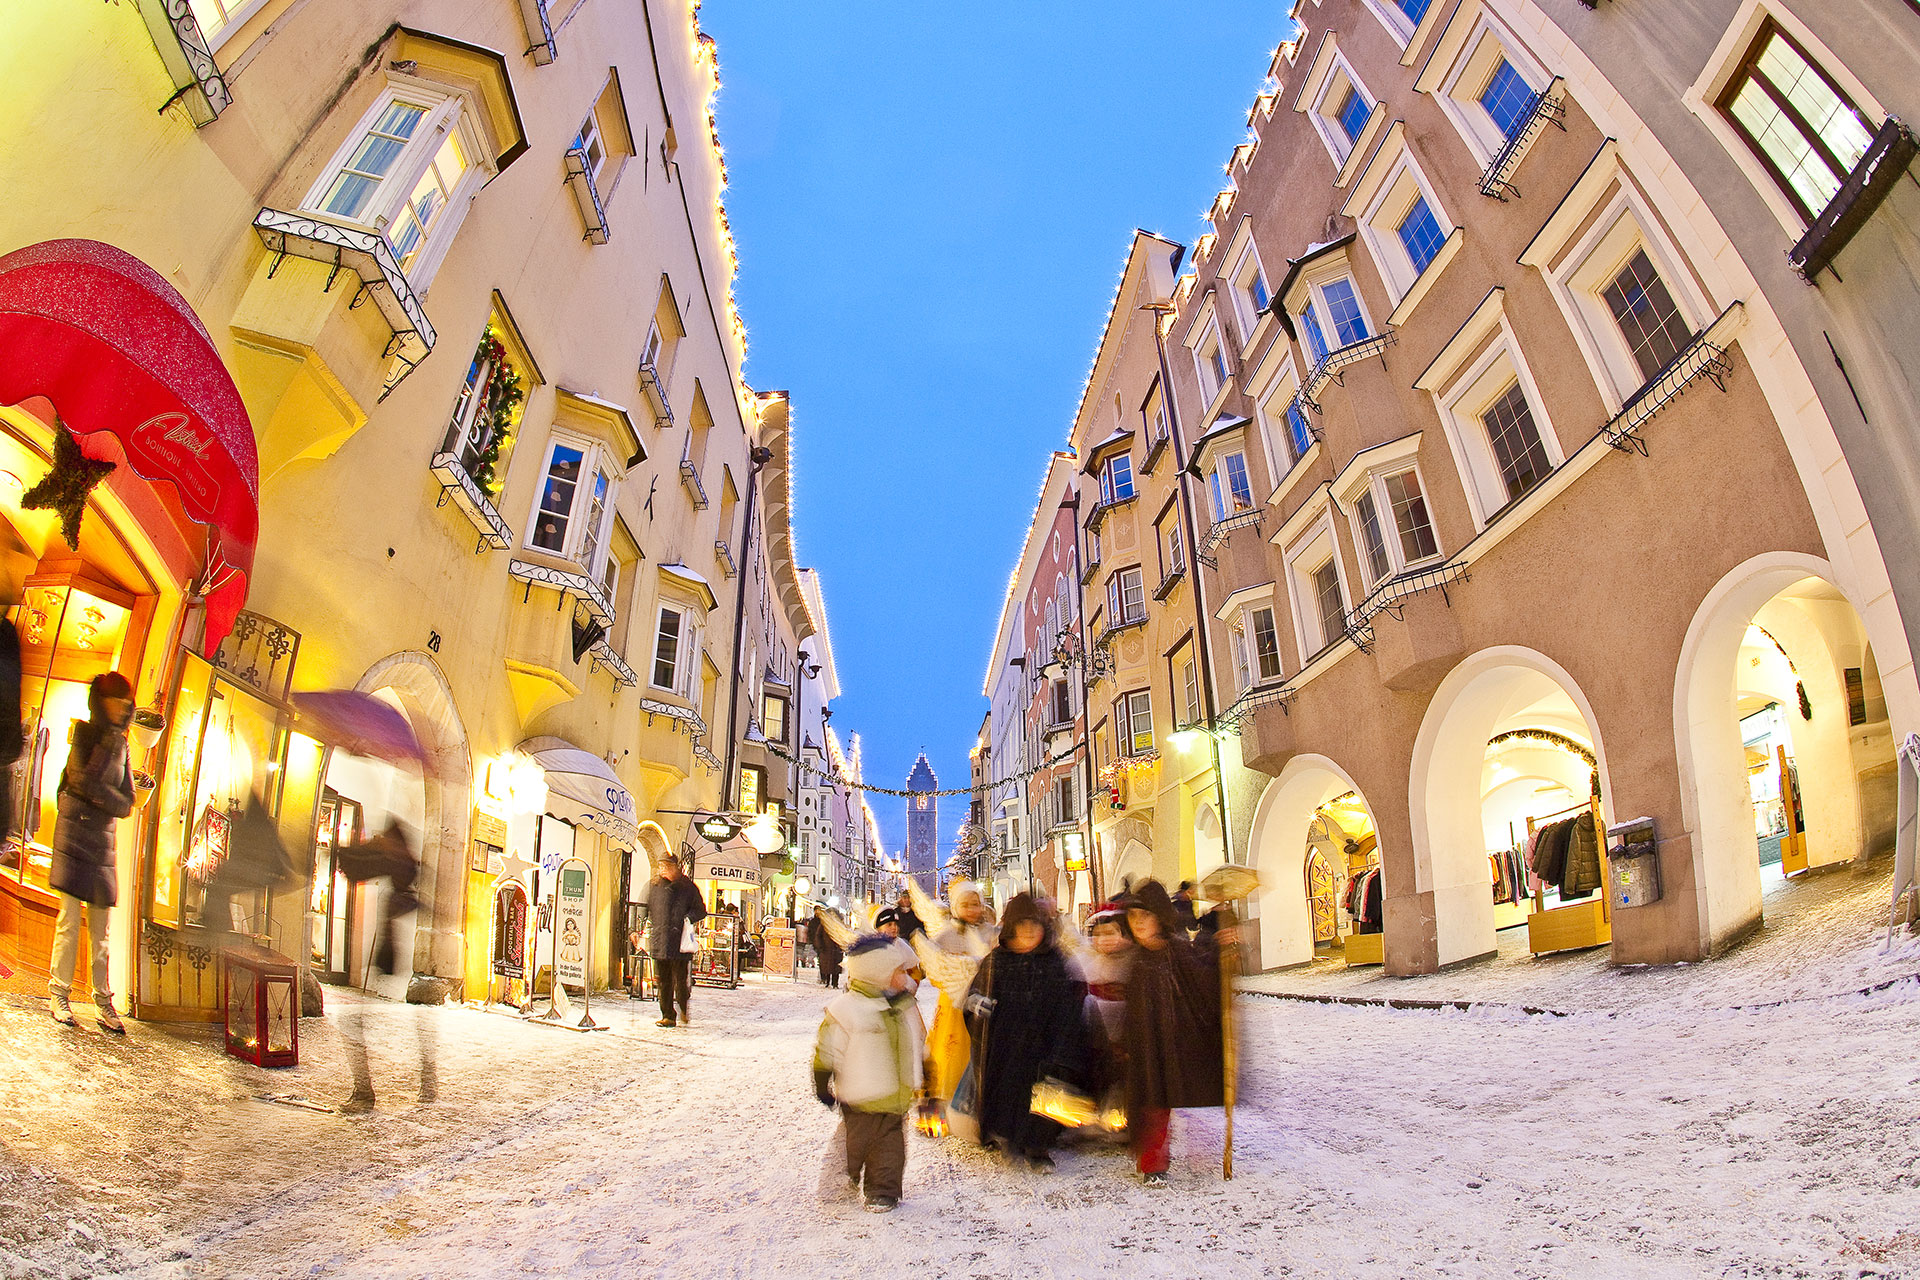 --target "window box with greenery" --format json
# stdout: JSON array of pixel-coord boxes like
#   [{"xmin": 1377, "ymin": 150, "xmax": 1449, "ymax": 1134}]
[{"xmin": 432, "ymin": 321, "xmax": 529, "ymax": 551}]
